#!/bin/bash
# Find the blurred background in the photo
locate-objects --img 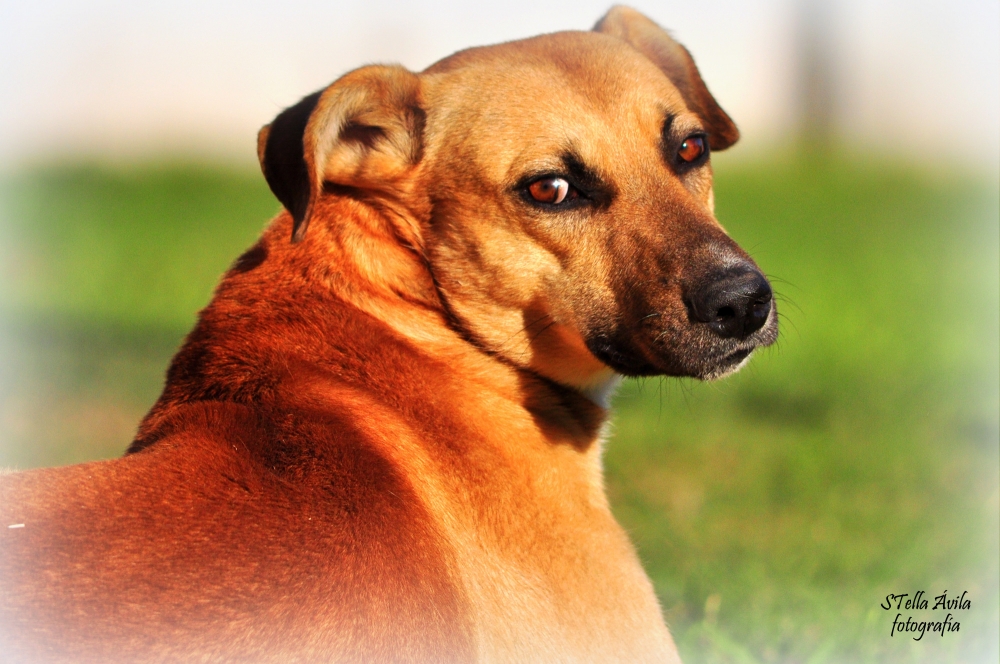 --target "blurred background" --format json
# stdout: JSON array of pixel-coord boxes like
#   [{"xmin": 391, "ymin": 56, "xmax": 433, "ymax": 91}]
[{"xmin": 0, "ymin": 1, "xmax": 997, "ymax": 662}]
